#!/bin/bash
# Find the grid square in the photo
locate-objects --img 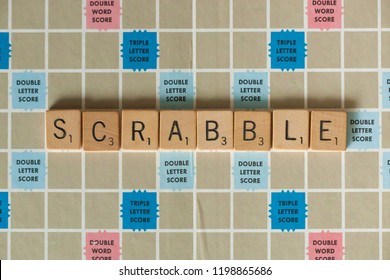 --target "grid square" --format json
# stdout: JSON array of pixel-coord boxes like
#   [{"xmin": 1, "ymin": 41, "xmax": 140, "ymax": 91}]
[
  {"xmin": 383, "ymin": 193, "xmax": 390, "ymax": 228},
  {"xmin": 271, "ymin": 152, "xmax": 304, "ymax": 189},
  {"xmin": 196, "ymin": 72, "xmax": 230, "ymax": 109},
  {"xmin": 271, "ymin": 232, "xmax": 305, "ymax": 260},
  {"xmin": 122, "ymin": 73, "xmax": 156, "ymax": 109},
  {"xmin": 308, "ymin": 192, "xmax": 341, "ymax": 229},
  {"xmin": 48, "ymin": 232, "xmax": 81, "ymax": 260},
  {"xmin": 49, "ymin": 0, "xmax": 82, "ymax": 29},
  {"xmin": 346, "ymin": 192, "xmax": 379, "ymax": 228},
  {"xmin": 160, "ymin": 233, "xmax": 193, "ymax": 260},
  {"xmin": 86, "ymin": 33, "xmax": 119, "ymax": 69},
  {"xmin": 48, "ymin": 73, "xmax": 82, "ymax": 109},
  {"xmin": 382, "ymin": 32, "xmax": 390, "ymax": 68},
  {"xmin": 48, "ymin": 193, "xmax": 81, "ymax": 229},
  {"xmin": 233, "ymin": 0, "xmax": 266, "ymax": 28},
  {"xmin": 122, "ymin": 152, "xmax": 156, "ymax": 189},
  {"xmin": 345, "ymin": 232, "xmax": 379, "ymax": 260},
  {"xmin": 85, "ymin": 73, "xmax": 119, "ymax": 109},
  {"xmin": 12, "ymin": 33, "xmax": 45, "ymax": 69},
  {"xmin": 383, "ymin": 232, "xmax": 390, "ymax": 260},
  {"xmin": 197, "ymin": 193, "xmax": 230, "ymax": 229},
  {"xmin": 49, "ymin": 33, "xmax": 82, "ymax": 69},
  {"xmin": 234, "ymin": 193, "xmax": 267, "ymax": 229},
  {"xmin": 308, "ymin": 152, "xmax": 341, "ymax": 189},
  {"xmin": 345, "ymin": 72, "xmax": 378, "ymax": 108},
  {"xmin": 0, "ymin": 113, "xmax": 7, "ymax": 148},
  {"xmin": 307, "ymin": 32, "xmax": 341, "ymax": 69},
  {"xmin": 0, "ymin": 74, "xmax": 7, "ymax": 109},
  {"xmin": 383, "ymin": 0, "xmax": 390, "ymax": 28},
  {"xmin": 196, "ymin": 0, "xmax": 229, "ymax": 28},
  {"xmin": 159, "ymin": 33, "xmax": 192, "ymax": 69},
  {"xmin": 270, "ymin": 0, "xmax": 303, "ymax": 28},
  {"xmin": 344, "ymin": 32, "xmax": 378, "ymax": 68},
  {"xmin": 160, "ymin": 0, "xmax": 192, "ymax": 29},
  {"xmin": 0, "ymin": 233, "xmax": 7, "ymax": 259},
  {"xmin": 0, "ymin": 0, "xmax": 7, "ymax": 29},
  {"xmin": 159, "ymin": 193, "xmax": 193, "ymax": 229},
  {"xmin": 270, "ymin": 72, "xmax": 304, "ymax": 108},
  {"xmin": 344, "ymin": 0, "xmax": 377, "ymax": 28},
  {"xmin": 0, "ymin": 153, "xmax": 7, "ymax": 189},
  {"xmin": 85, "ymin": 153, "xmax": 119, "ymax": 189},
  {"xmin": 345, "ymin": 152, "xmax": 379, "ymax": 189},
  {"xmin": 233, "ymin": 32, "xmax": 267, "ymax": 69},
  {"xmin": 12, "ymin": 113, "xmax": 45, "ymax": 149},
  {"xmin": 12, "ymin": 0, "xmax": 45, "ymax": 29},
  {"xmin": 196, "ymin": 152, "xmax": 230, "ymax": 189},
  {"xmin": 48, "ymin": 153, "xmax": 81, "ymax": 189},
  {"xmin": 307, "ymin": 72, "xmax": 341, "ymax": 109},
  {"xmin": 85, "ymin": 193, "xmax": 119, "ymax": 229},
  {"xmin": 197, "ymin": 233, "xmax": 230, "ymax": 260},
  {"xmin": 11, "ymin": 192, "xmax": 44, "ymax": 229},
  {"xmin": 122, "ymin": 0, "xmax": 156, "ymax": 29},
  {"xmin": 11, "ymin": 232, "xmax": 44, "ymax": 260},
  {"xmin": 122, "ymin": 232, "xmax": 156, "ymax": 260},
  {"xmin": 234, "ymin": 233, "xmax": 267, "ymax": 260},
  {"xmin": 197, "ymin": 32, "xmax": 230, "ymax": 69}
]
